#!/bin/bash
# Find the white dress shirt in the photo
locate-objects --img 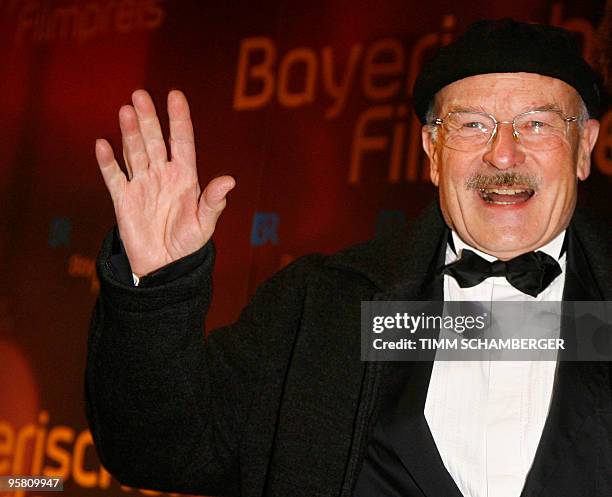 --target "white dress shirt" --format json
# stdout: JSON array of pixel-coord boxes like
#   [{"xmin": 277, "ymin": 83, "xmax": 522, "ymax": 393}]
[{"xmin": 424, "ymin": 231, "xmax": 566, "ymax": 497}]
